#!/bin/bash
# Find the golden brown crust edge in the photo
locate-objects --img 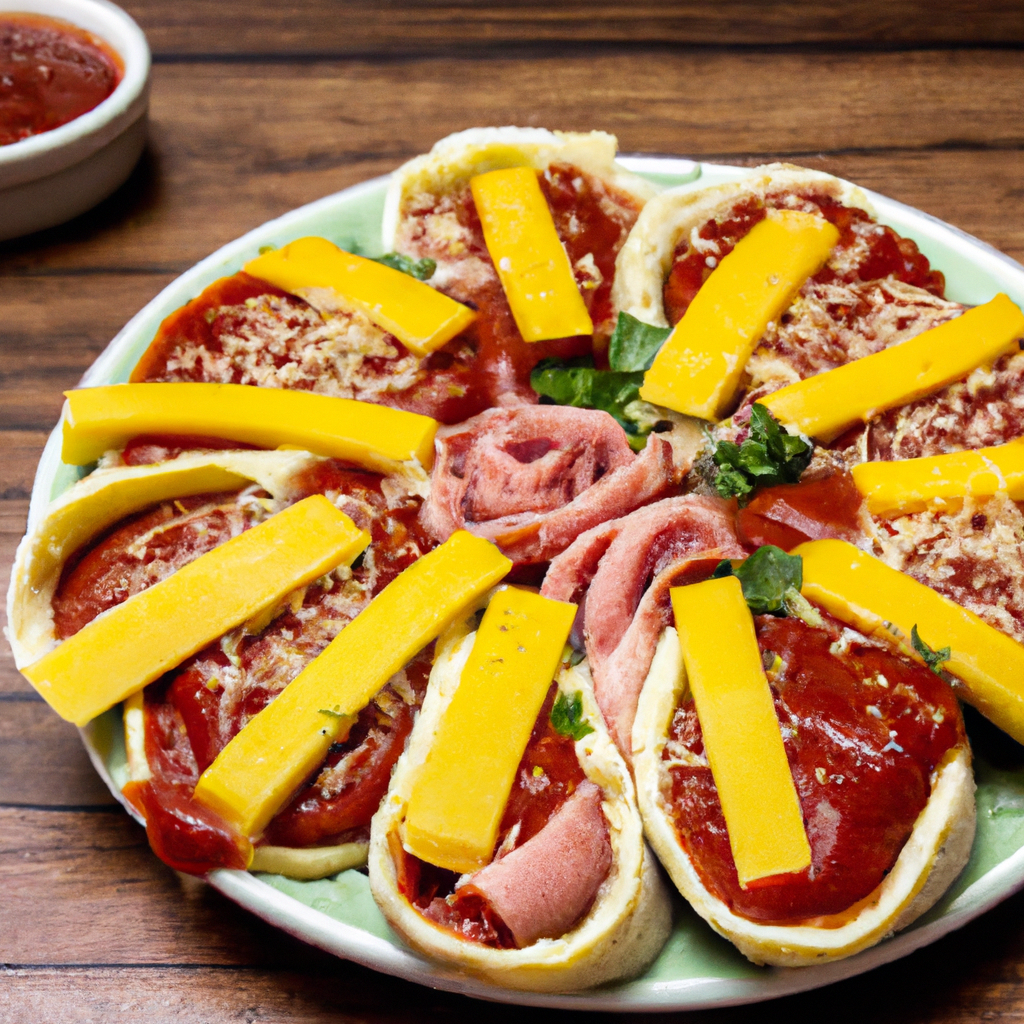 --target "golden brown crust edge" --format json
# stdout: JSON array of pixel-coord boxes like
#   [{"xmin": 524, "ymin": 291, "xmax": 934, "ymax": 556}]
[
  {"xmin": 368, "ymin": 614, "xmax": 671, "ymax": 992},
  {"xmin": 632, "ymin": 628, "xmax": 976, "ymax": 968},
  {"xmin": 611, "ymin": 163, "xmax": 874, "ymax": 330}
]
